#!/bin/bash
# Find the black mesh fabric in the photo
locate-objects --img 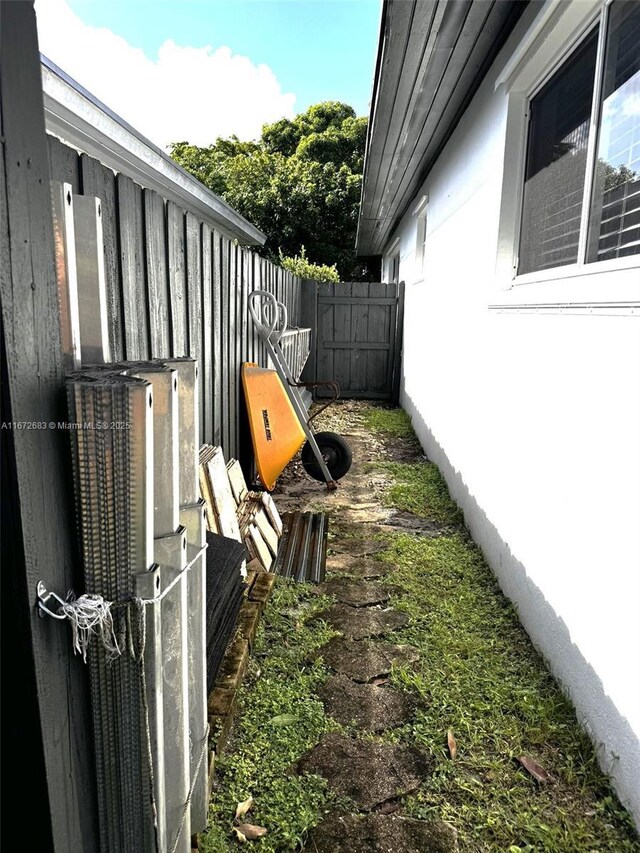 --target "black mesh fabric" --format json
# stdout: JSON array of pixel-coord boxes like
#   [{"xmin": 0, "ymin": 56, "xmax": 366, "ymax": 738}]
[{"xmin": 205, "ymin": 530, "xmax": 247, "ymax": 692}]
